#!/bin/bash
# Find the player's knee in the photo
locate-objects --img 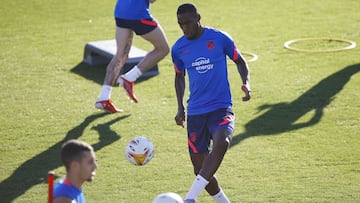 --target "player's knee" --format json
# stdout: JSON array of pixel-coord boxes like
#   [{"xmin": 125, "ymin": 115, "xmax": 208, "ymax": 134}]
[
  {"xmin": 158, "ymin": 43, "xmax": 170, "ymax": 58},
  {"xmin": 219, "ymin": 139, "xmax": 230, "ymax": 149},
  {"xmin": 216, "ymin": 129, "xmax": 232, "ymax": 143},
  {"xmin": 214, "ymin": 134, "xmax": 231, "ymax": 149},
  {"xmin": 153, "ymin": 38, "xmax": 169, "ymax": 56}
]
